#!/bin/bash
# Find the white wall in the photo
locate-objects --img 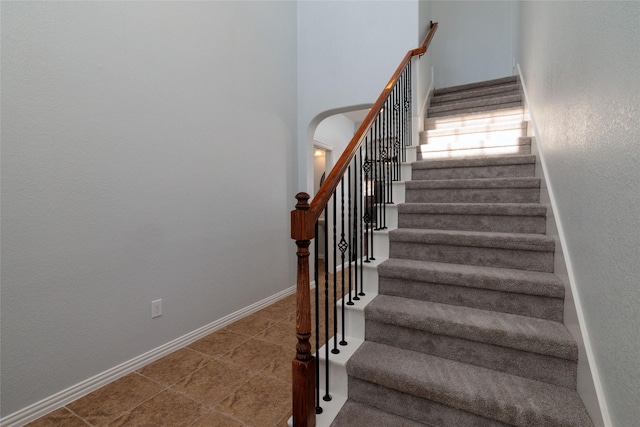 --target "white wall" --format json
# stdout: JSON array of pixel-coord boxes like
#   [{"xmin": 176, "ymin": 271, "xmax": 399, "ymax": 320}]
[
  {"xmin": 297, "ymin": 0, "xmax": 422, "ymax": 193},
  {"xmin": 315, "ymin": 114, "xmax": 356, "ymax": 165},
  {"xmin": 430, "ymin": 1, "xmax": 515, "ymax": 89},
  {"xmin": 416, "ymin": 0, "xmax": 434, "ymax": 120},
  {"xmin": 517, "ymin": 2, "xmax": 640, "ymax": 425},
  {"xmin": 0, "ymin": 1, "xmax": 297, "ymax": 417}
]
